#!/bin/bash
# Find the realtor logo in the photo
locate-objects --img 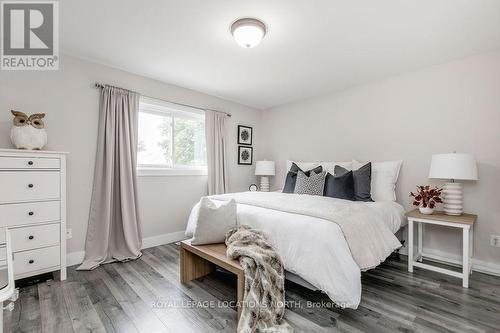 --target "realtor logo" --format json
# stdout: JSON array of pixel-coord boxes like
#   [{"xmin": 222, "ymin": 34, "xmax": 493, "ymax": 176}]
[{"xmin": 1, "ymin": 1, "xmax": 59, "ymax": 70}]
